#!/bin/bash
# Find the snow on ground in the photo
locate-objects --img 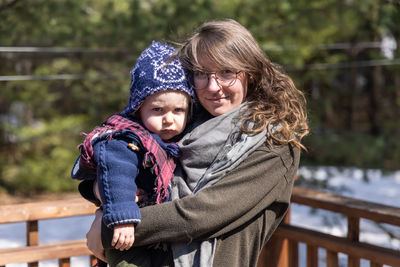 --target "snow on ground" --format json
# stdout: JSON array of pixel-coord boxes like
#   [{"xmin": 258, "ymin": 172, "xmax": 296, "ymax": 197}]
[{"xmin": 1, "ymin": 167, "xmax": 399, "ymax": 267}]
